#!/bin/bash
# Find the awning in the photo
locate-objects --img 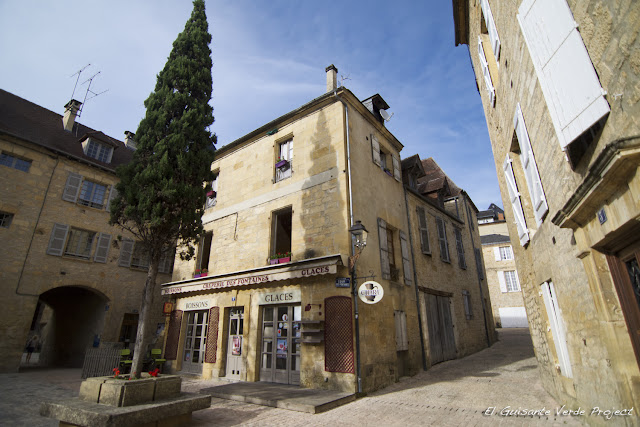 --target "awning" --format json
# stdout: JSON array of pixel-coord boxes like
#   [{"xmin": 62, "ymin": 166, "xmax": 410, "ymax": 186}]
[{"xmin": 161, "ymin": 254, "xmax": 343, "ymax": 296}]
